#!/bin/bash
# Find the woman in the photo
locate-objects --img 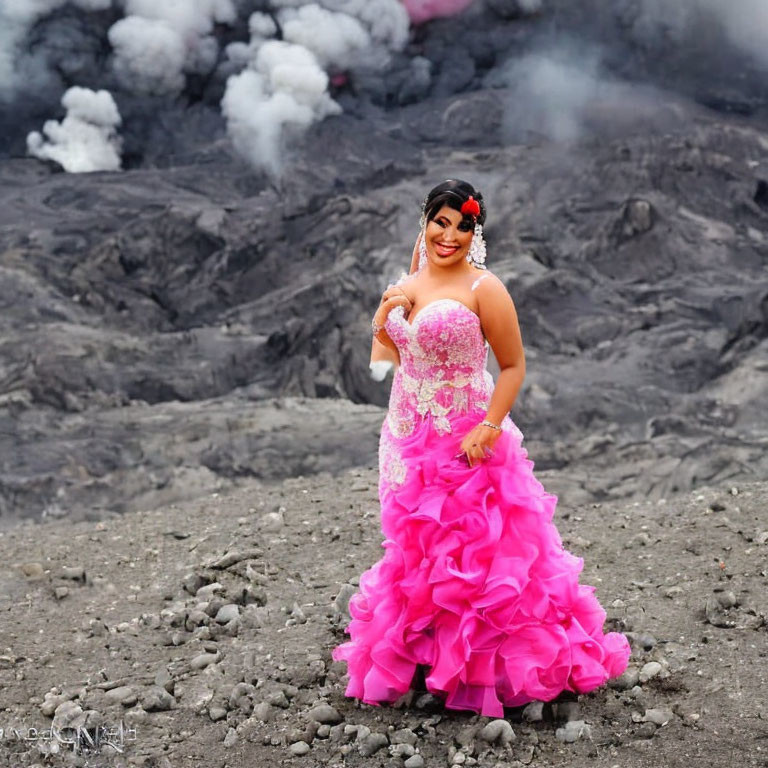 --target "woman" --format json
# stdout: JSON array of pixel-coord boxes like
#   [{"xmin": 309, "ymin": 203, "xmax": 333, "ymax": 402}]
[{"xmin": 331, "ymin": 179, "xmax": 631, "ymax": 718}]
